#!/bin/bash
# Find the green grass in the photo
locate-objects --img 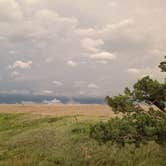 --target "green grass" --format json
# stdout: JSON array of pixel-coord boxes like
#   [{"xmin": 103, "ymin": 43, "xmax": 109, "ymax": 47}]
[{"xmin": 0, "ymin": 113, "xmax": 165, "ymax": 166}]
